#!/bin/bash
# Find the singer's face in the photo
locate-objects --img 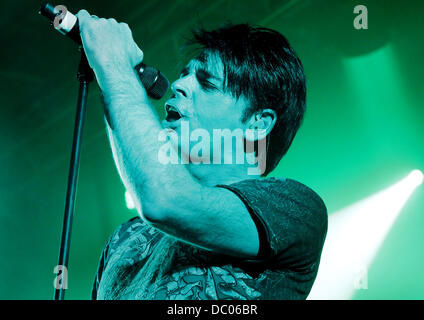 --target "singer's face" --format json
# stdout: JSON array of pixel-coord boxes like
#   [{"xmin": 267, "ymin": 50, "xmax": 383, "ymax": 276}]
[{"xmin": 162, "ymin": 51, "xmax": 249, "ymax": 161}]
